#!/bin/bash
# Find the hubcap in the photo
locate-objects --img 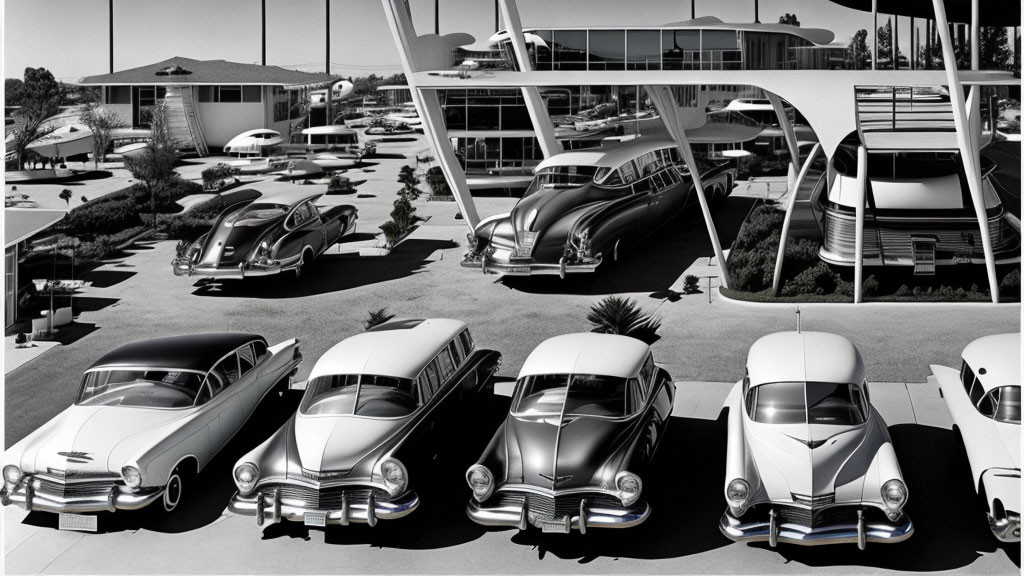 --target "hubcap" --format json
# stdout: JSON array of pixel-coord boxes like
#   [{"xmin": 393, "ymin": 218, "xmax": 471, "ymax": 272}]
[{"xmin": 164, "ymin": 474, "xmax": 182, "ymax": 511}]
